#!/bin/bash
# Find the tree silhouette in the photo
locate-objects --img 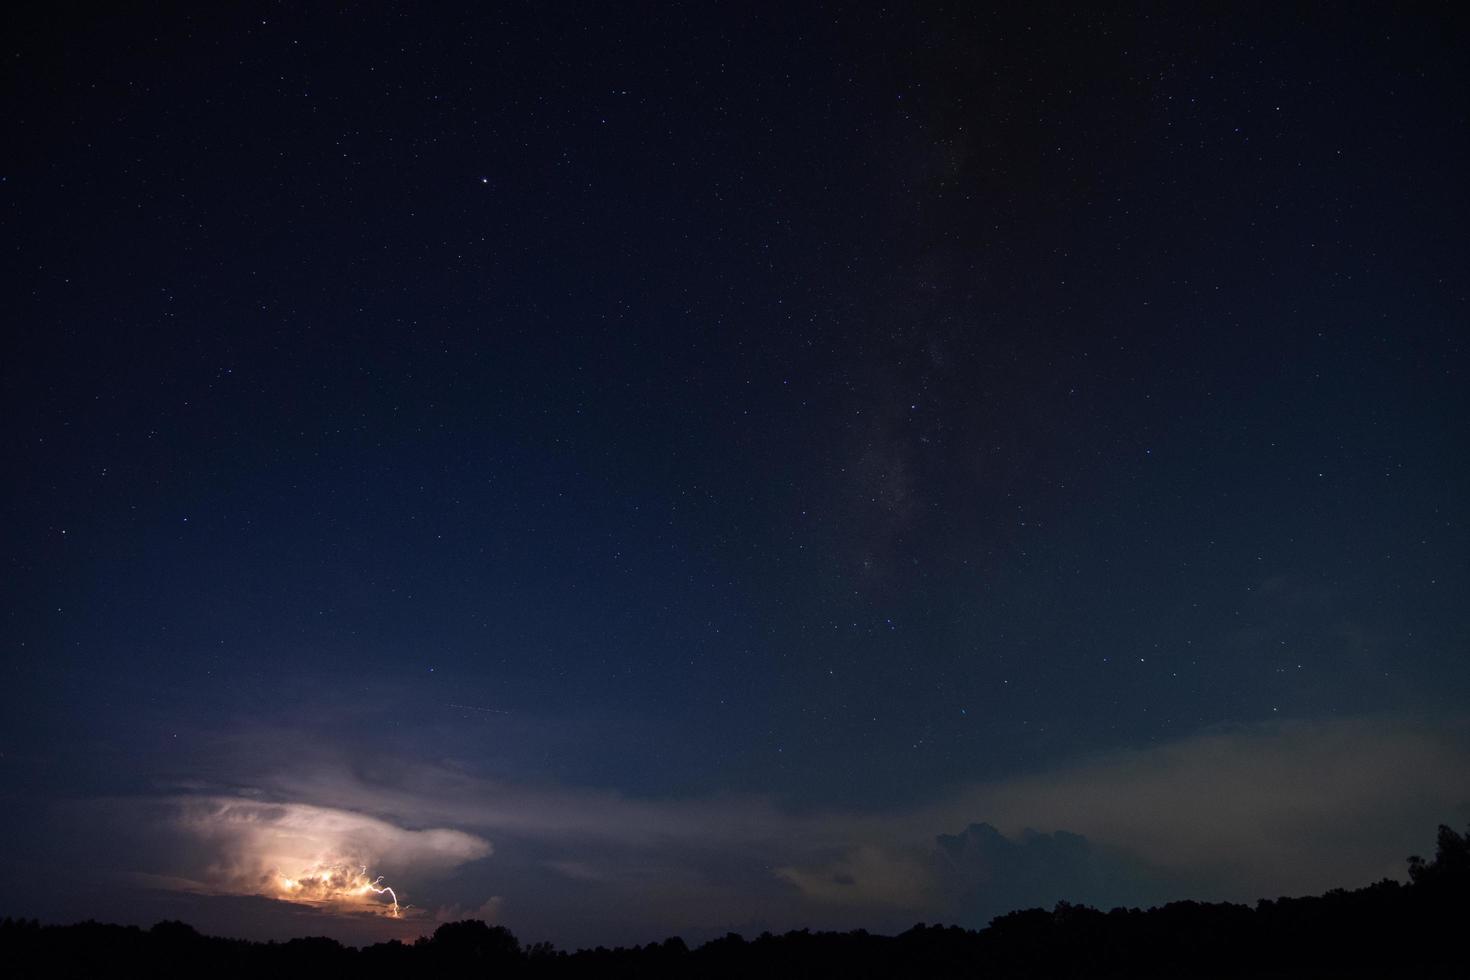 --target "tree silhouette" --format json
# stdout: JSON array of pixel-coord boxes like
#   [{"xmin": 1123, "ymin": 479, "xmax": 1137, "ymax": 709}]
[
  {"xmin": 4, "ymin": 823, "xmax": 1470, "ymax": 977},
  {"xmin": 1407, "ymin": 823, "xmax": 1470, "ymax": 888},
  {"xmin": 419, "ymin": 918, "xmax": 522, "ymax": 970}
]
